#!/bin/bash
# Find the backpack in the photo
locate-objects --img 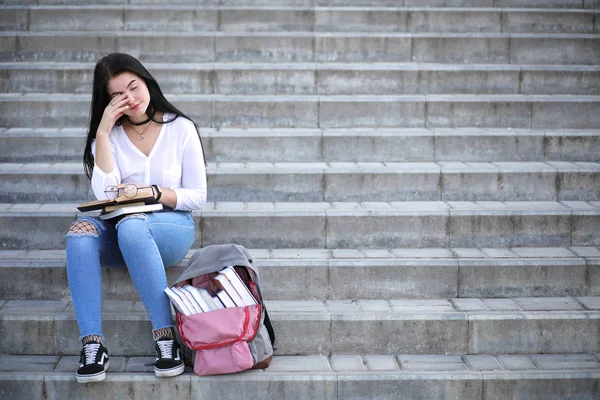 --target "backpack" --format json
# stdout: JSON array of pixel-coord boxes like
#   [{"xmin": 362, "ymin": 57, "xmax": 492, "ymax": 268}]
[{"xmin": 172, "ymin": 244, "xmax": 275, "ymax": 376}]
